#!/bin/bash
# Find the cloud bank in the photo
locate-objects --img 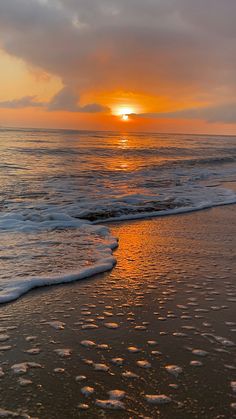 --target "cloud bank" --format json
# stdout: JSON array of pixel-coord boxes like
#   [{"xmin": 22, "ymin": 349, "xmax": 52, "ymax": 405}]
[
  {"xmin": 134, "ymin": 103, "xmax": 236, "ymax": 124},
  {"xmin": 0, "ymin": 96, "xmax": 43, "ymax": 109}
]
